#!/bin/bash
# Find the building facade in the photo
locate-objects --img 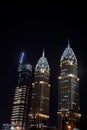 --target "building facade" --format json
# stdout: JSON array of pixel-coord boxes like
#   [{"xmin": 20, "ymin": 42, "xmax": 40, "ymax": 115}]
[
  {"xmin": 2, "ymin": 124, "xmax": 11, "ymax": 130},
  {"xmin": 58, "ymin": 41, "xmax": 81, "ymax": 130},
  {"xmin": 11, "ymin": 52, "xmax": 32, "ymax": 130},
  {"xmin": 29, "ymin": 51, "xmax": 50, "ymax": 128}
]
